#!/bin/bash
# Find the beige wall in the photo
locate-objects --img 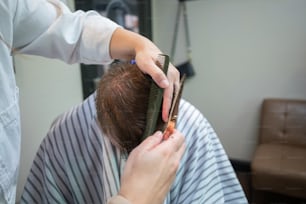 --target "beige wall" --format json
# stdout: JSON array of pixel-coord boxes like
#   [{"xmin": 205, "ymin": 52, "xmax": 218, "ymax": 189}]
[{"xmin": 152, "ymin": 0, "xmax": 306, "ymax": 160}]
